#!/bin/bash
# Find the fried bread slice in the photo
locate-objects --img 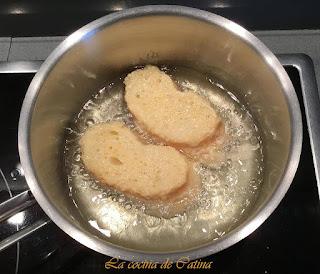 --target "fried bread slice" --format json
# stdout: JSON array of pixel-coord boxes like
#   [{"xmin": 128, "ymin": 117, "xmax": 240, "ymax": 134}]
[
  {"xmin": 80, "ymin": 122, "xmax": 192, "ymax": 200},
  {"xmin": 124, "ymin": 65, "xmax": 222, "ymax": 147}
]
